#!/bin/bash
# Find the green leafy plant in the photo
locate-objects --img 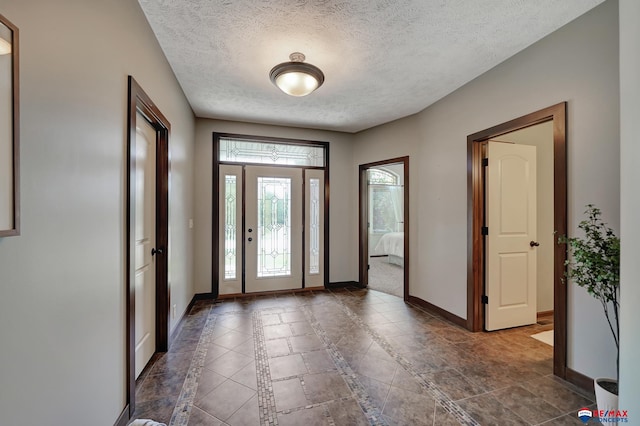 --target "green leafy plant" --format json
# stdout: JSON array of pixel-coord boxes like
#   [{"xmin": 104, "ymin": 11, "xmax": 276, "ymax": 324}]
[{"xmin": 558, "ymin": 204, "xmax": 620, "ymax": 392}]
